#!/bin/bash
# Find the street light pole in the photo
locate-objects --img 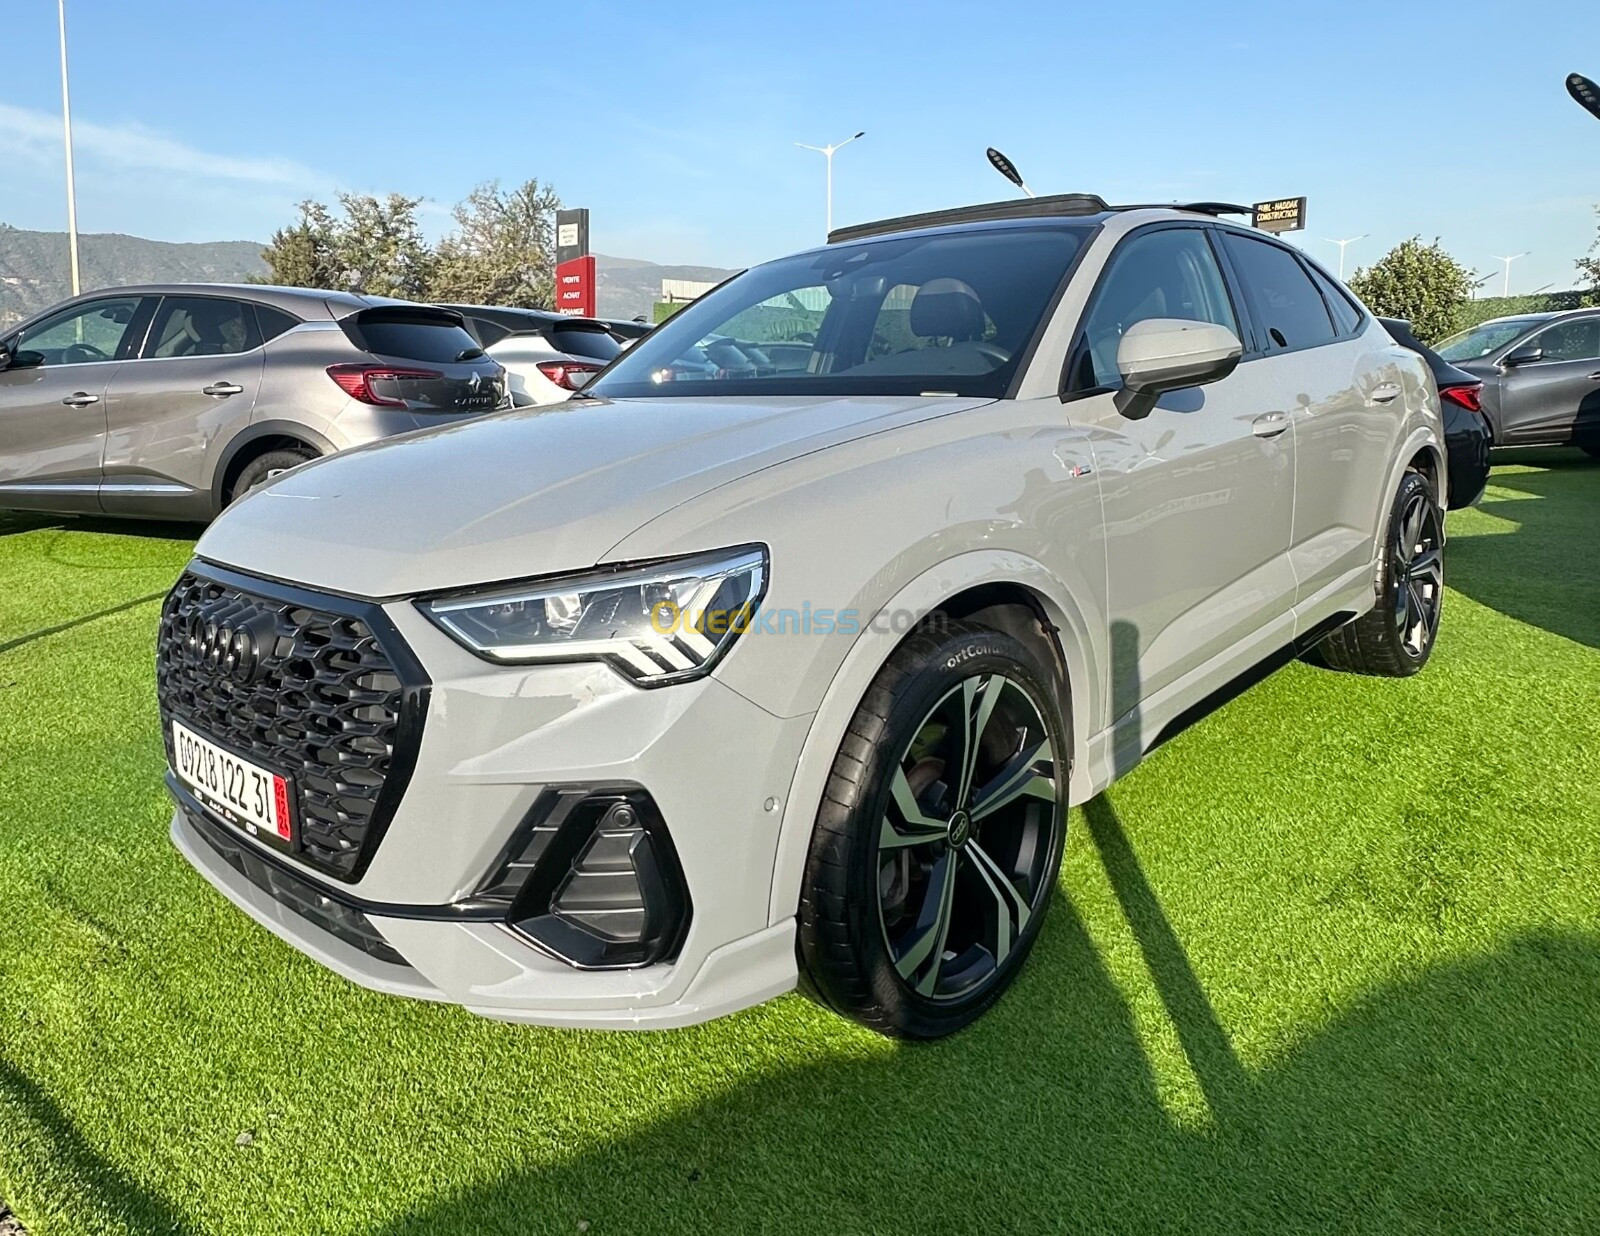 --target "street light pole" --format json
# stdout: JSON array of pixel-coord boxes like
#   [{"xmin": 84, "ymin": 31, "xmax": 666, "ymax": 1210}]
[
  {"xmin": 1491, "ymin": 252, "xmax": 1529, "ymax": 297},
  {"xmin": 58, "ymin": 0, "xmax": 81, "ymax": 297},
  {"xmin": 1322, "ymin": 235, "xmax": 1368, "ymax": 280},
  {"xmin": 796, "ymin": 131, "xmax": 865, "ymax": 237}
]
